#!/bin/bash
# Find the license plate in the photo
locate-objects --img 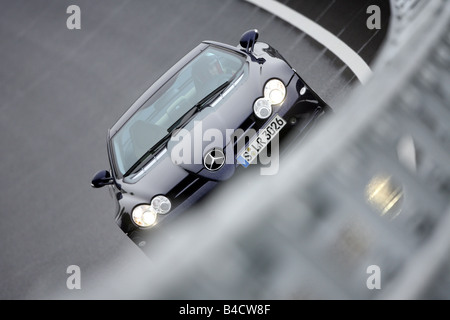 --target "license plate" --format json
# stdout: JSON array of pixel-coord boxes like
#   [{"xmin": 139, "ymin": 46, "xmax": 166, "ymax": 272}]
[{"xmin": 237, "ymin": 114, "xmax": 286, "ymax": 168}]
